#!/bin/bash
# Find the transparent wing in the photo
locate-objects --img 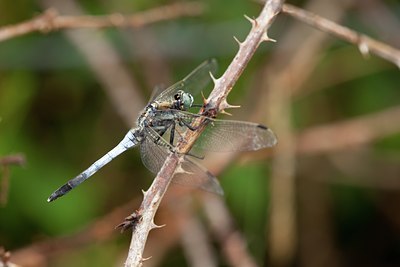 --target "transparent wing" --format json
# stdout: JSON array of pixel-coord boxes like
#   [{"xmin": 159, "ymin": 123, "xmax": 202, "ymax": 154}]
[
  {"xmin": 149, "ymin": 84, "xmax": 166, "ymax": 103},
  {"xmin": 173, "ymin": 156, "xmax": 224, "ymax": 195},
  {"xmin": 140, "ymin": 127, "xmax": 173, "ymax": 174},
  {"xmin": 153, "ymin": 59, "xmax": 218, "ymax": 103},
  {"xmin": 195, "ymin": 119, "xmax": 277, "ymax": 152},
  {"xmin": 140, "ymin": 127, "xmax": 223, "ymax": 195},
  {"xmin": 168, "ymin": 110, "xmax": 278, "ymax": 152}
]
